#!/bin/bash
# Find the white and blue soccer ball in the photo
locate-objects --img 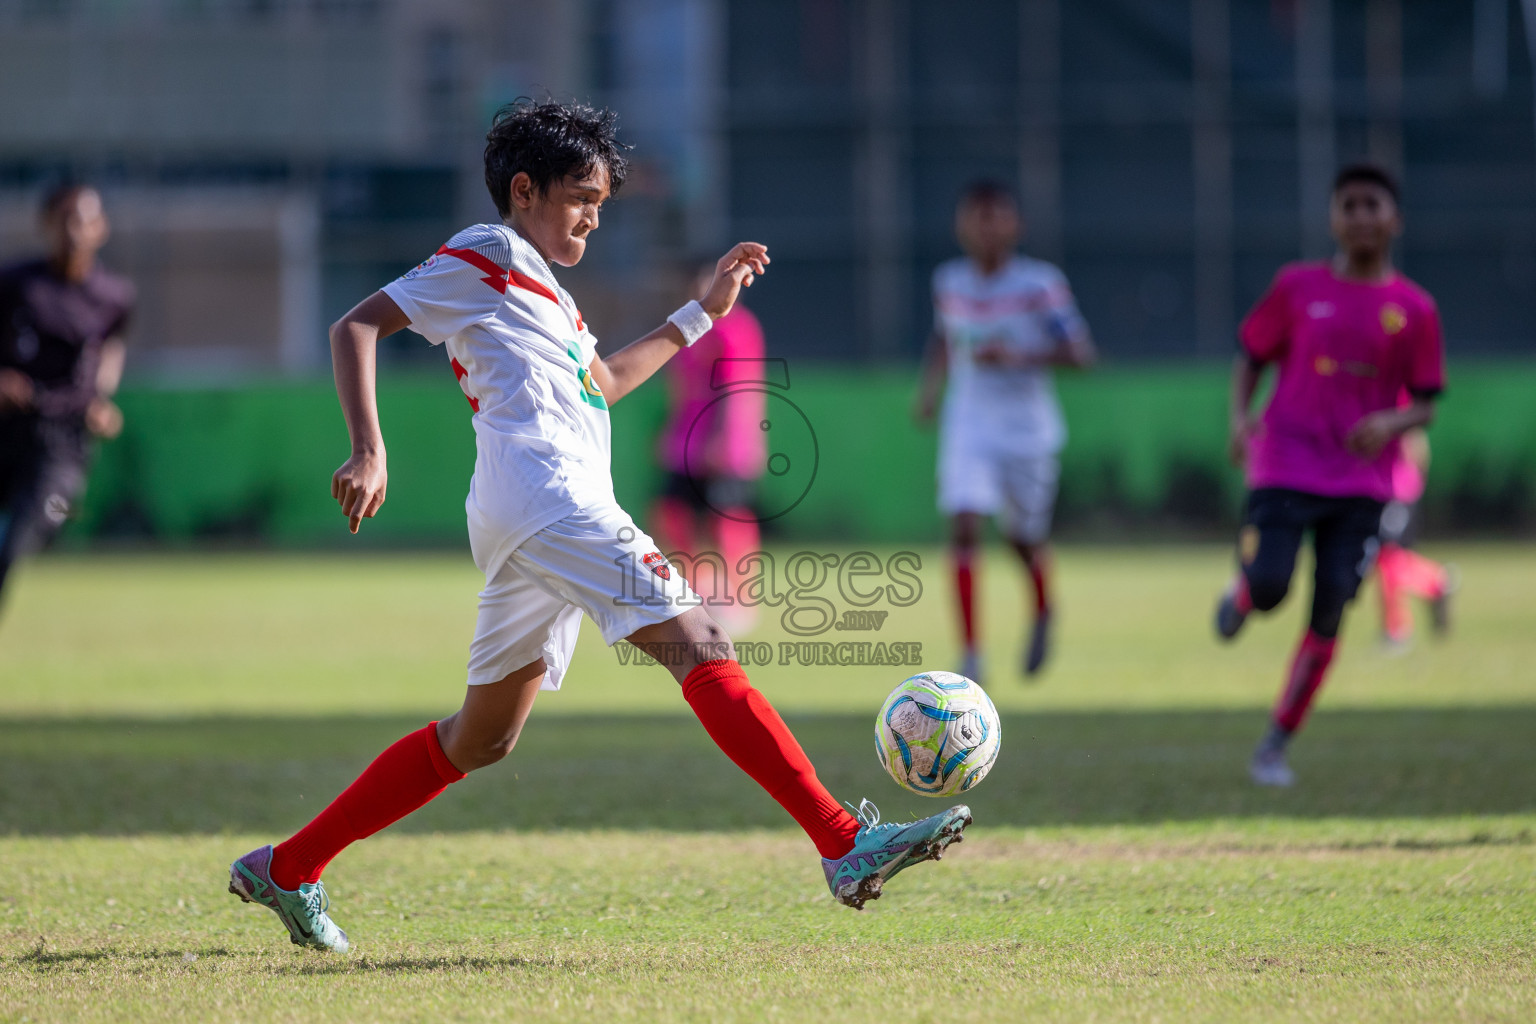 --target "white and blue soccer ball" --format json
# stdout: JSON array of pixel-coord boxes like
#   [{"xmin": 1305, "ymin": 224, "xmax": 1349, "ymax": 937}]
[{"xmin": 875, "ymin": 671, "xmax": 1001, "ymax": 797}]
